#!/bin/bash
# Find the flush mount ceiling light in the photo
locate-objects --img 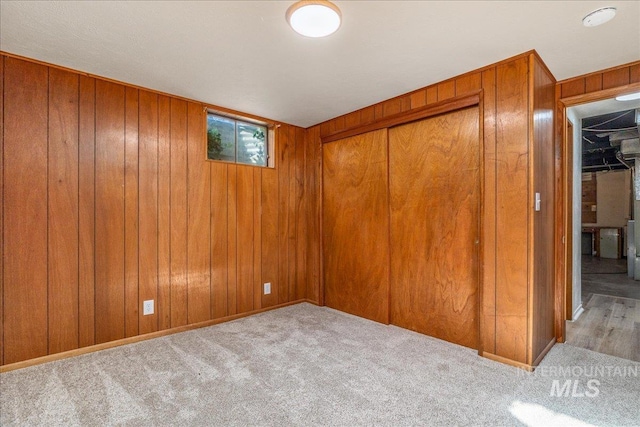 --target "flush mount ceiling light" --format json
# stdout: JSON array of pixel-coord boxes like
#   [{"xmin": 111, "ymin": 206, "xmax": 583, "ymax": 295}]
[
  {"xmin": 615, "ymin": 92, "xmax": 640, "ymax": 101},
  {"xmin": 286, "ymin": 0, "xmax": 341, "ymax": 38},
  {"xmin": 582, "ymin": 7, "xmax": 617, "ymax": 27}
]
